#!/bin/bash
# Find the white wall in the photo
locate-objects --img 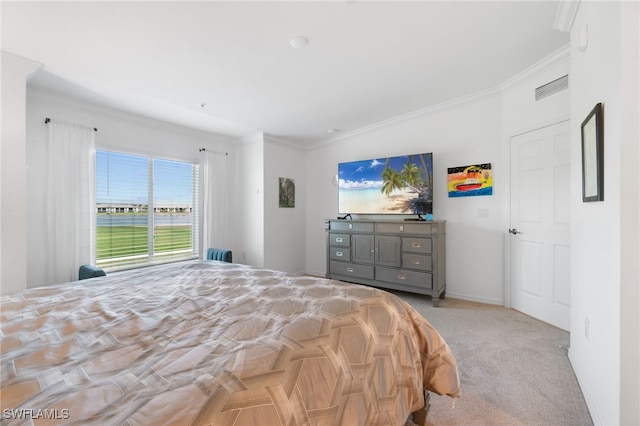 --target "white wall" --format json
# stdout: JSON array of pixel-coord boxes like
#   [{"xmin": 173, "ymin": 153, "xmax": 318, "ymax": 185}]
[
  {"xmin": 305, "ymin": 92, "xmax": 507, "ymax": 304},
  {"xmin": 1, "ymin": 52, "xmax": 42, "ymax": 295},
  {"xmin": 304, "ymin": 51, "xmax": 572, "ymax": 306},
  {"xmin": 231, "ymin": 135, "xmax": 307, "ymax": 273},
  {"xmin": 501, "ymin": 51, "xmax": 571, "ymax": 308},
  {"xmin": 263, "ymin": 138, "xmax": 306, "ymax": 273},
  {"xmin": 235, "ymin": 133, "xmax": 265, "ymax": 267},
  {"xmin": 25, "ymin": 86, "xmax": 238, "ymax": 287},
  {"xmin": 568, "ymin": 1, "xmax": 639, "ymax": 424},
  {"xmin": 502, "ymin": 47, "xmax": 570, "ymax": 135}
]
